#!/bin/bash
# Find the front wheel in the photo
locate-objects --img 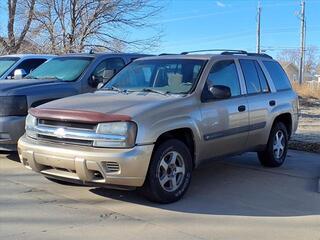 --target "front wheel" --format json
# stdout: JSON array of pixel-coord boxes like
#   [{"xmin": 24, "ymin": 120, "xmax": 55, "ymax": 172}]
[
  {"xmin": 258, "ymin": 122, "xmax": 289, "ymax": 167},
  {"xmin": 142, "ymin": 139, "xmax": 193, "ymax": 203}
]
